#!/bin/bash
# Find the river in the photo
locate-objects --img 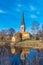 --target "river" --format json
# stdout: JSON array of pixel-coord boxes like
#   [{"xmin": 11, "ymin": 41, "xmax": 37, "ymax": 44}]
[{"xmin": 0, "ymin": 47, "xmax": 43, "ymax": 65}]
